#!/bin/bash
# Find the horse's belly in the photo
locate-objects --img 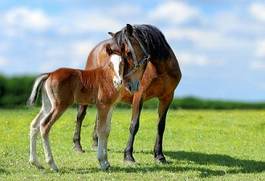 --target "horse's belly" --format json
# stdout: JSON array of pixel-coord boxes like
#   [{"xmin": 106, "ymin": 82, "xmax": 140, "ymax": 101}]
[{"xmin": 74, "ymin": 88, "xmax": 97, "ymax": 105}]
